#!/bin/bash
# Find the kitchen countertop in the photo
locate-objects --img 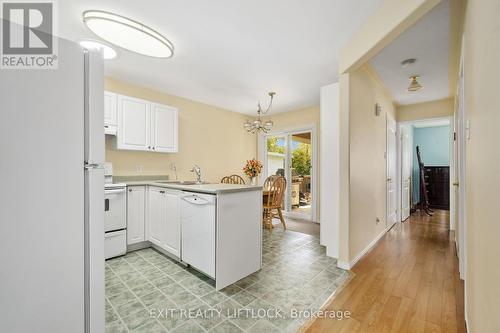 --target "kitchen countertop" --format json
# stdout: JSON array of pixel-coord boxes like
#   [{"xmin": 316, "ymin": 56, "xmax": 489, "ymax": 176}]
[{"xmin": 122, "ymin": 180, "xmax": 262, "ymax": 194}]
